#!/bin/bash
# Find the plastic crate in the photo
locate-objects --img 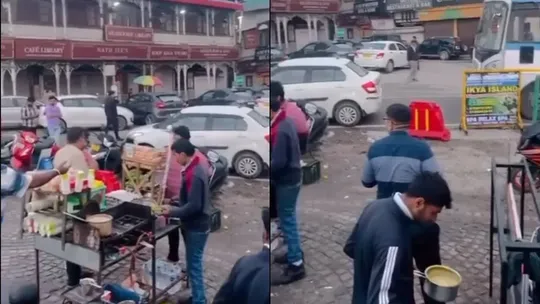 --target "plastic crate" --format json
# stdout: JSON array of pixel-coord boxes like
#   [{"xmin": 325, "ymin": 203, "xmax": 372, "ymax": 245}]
[{"xmin": 302, "ymin": 159, "xmax": 321, "ymax": 185}]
